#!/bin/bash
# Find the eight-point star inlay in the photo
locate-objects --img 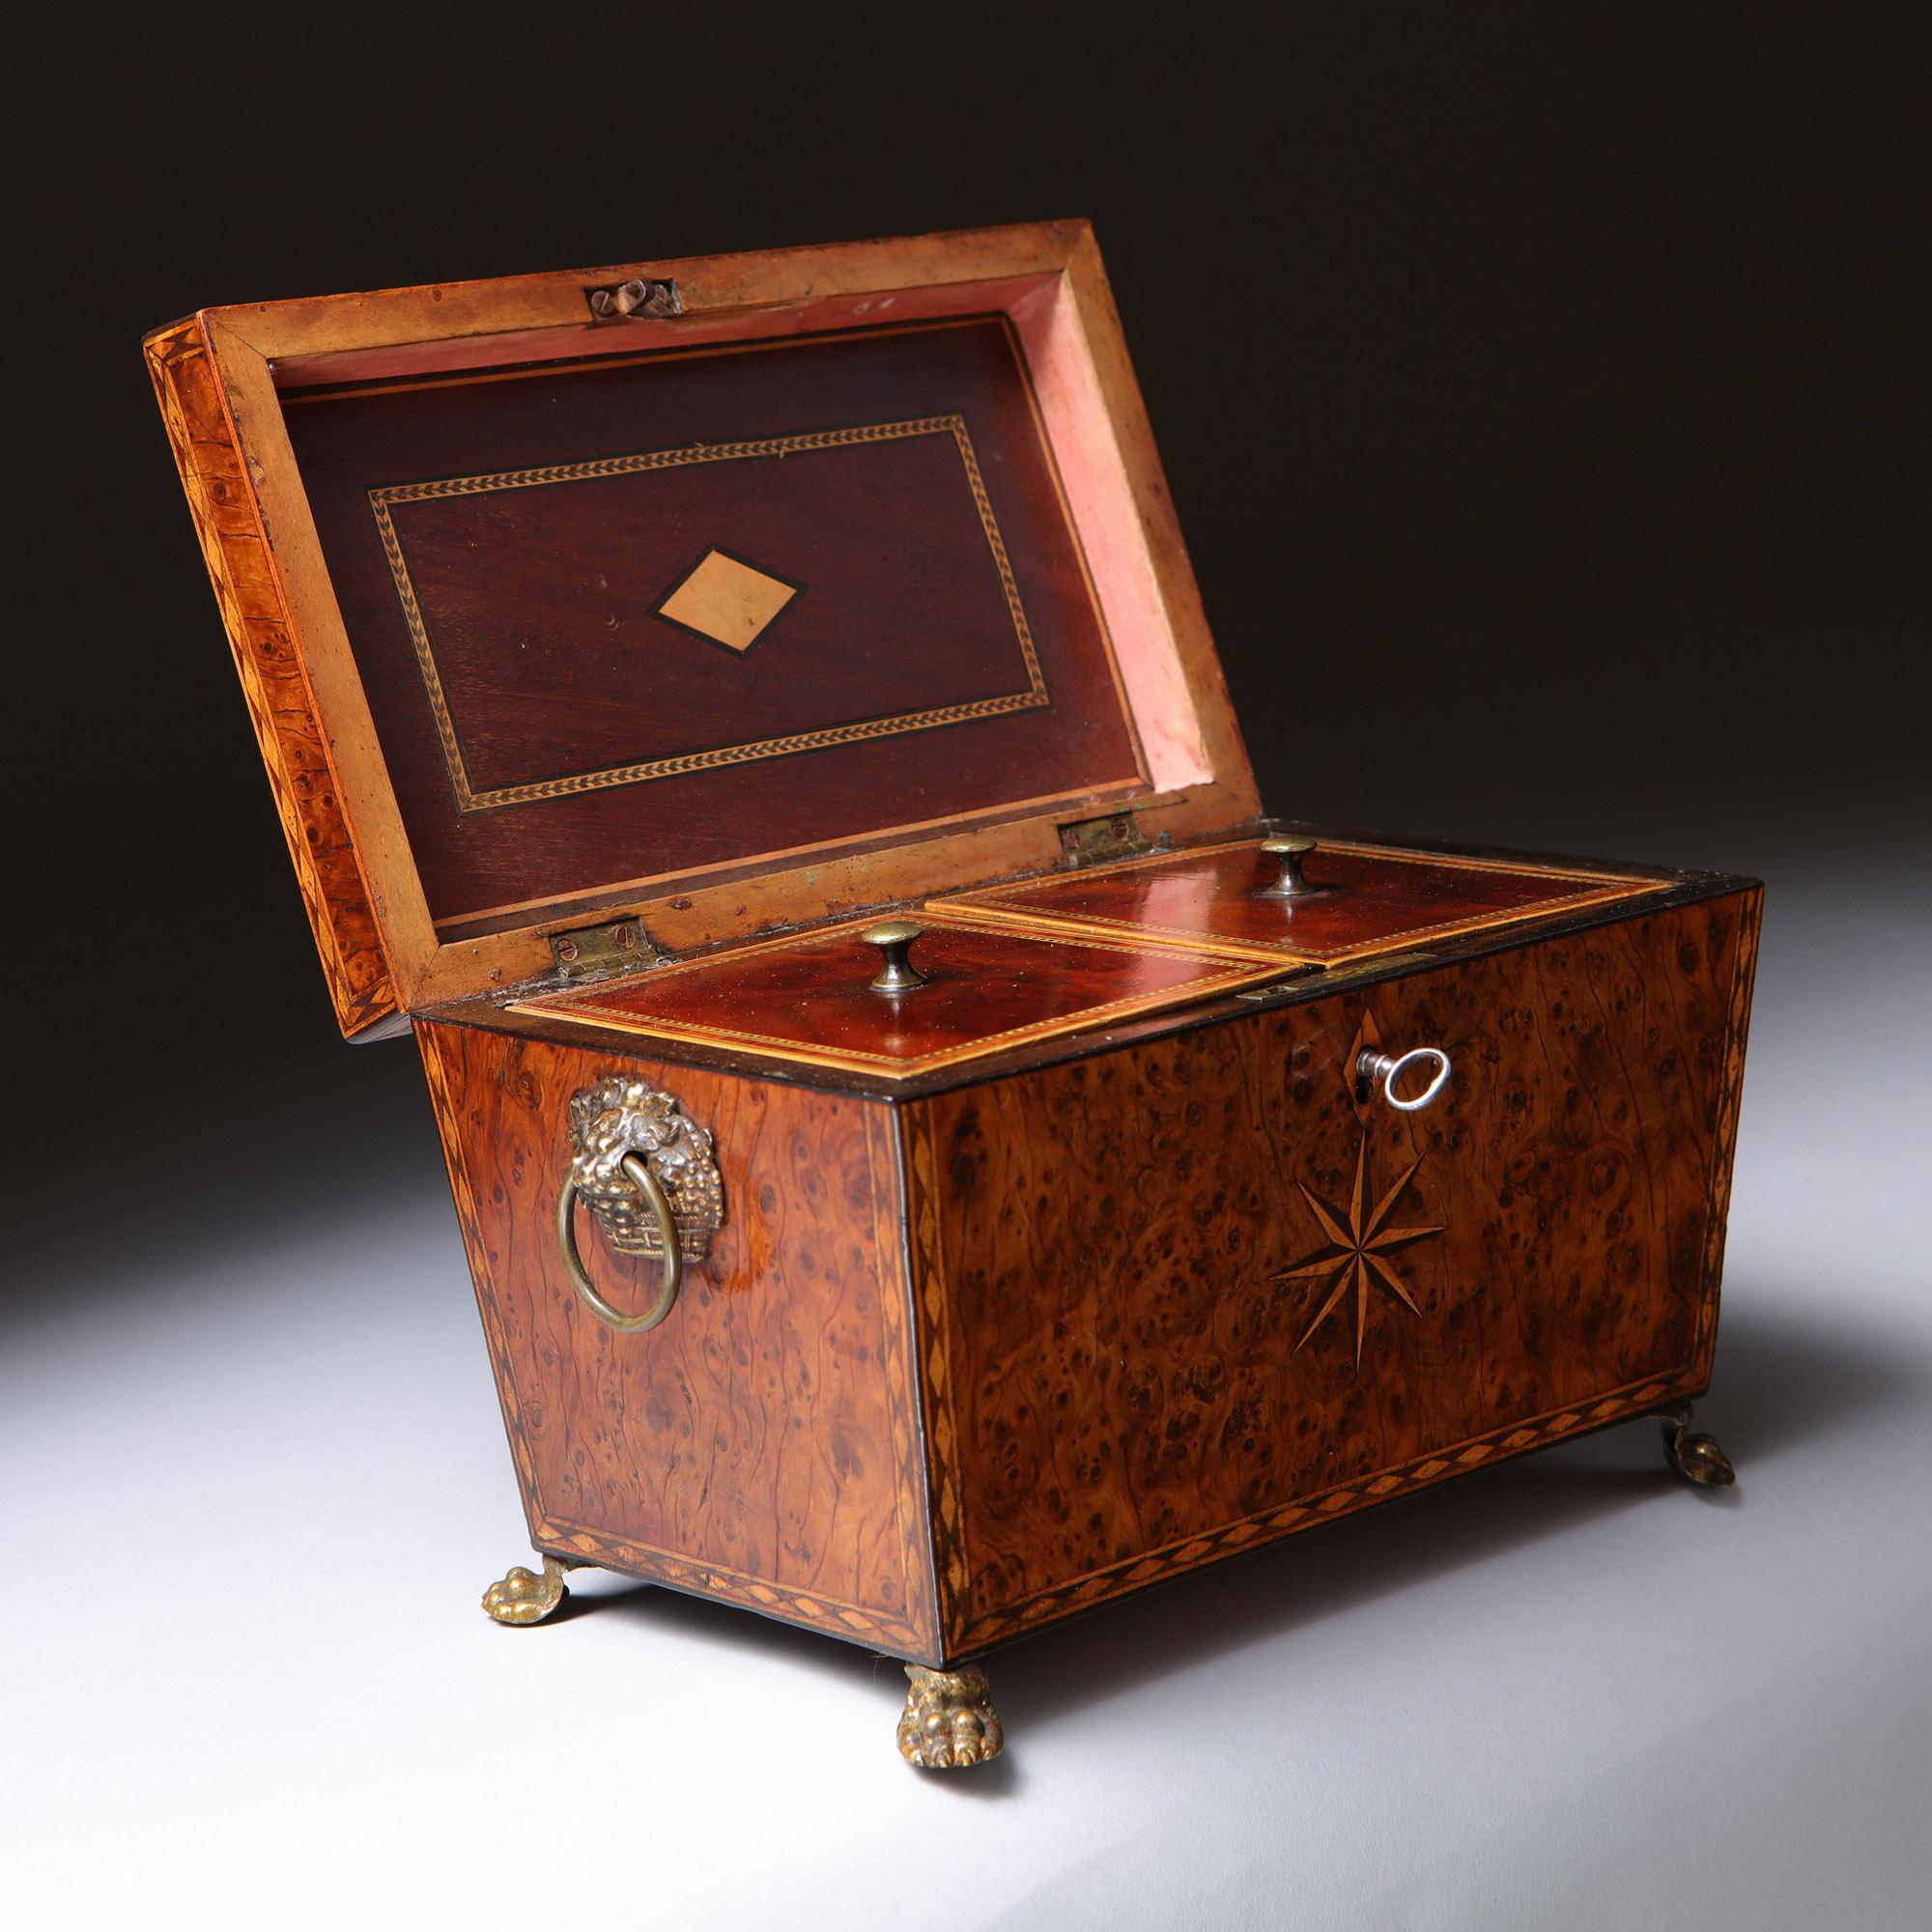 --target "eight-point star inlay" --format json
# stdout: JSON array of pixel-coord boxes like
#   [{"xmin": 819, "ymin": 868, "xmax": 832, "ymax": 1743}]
[{"xmin": 1276, "ymin": 1137, "xmax": 1445, "ymax": 1364}]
